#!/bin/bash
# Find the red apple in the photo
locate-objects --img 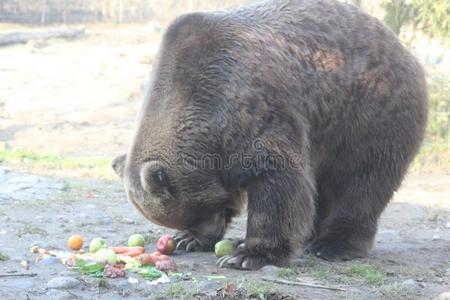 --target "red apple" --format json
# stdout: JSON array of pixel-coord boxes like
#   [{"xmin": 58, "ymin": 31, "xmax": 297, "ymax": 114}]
[{"xmin": 156, "ymin": 235, "xmax": 175, "ymax": 254}]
